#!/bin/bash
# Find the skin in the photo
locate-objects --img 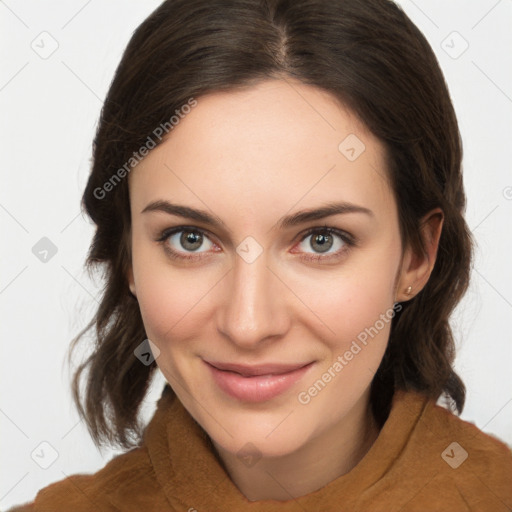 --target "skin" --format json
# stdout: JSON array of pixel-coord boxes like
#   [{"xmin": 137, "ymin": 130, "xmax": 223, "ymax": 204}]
[{"xmin": 126, "ymin": 78, "xmax": 443, "ymax": 501}]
